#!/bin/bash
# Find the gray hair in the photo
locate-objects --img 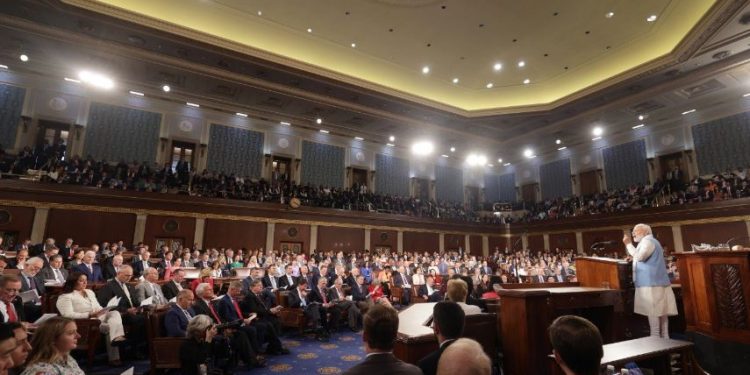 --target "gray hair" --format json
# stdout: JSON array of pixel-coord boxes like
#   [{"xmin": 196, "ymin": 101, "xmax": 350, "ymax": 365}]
[
  {"xmin": 26, "ymin": 257, "xmax": 44, "ymax": 267},
  {"xmin": 186, "ymin": 314, "xmax": 213, "ymax": 339},
  {"xmin": 634, "ymin": 223, "xmax": 653, "ymax": 235},
  {"xmin": 195, "ymin": 282, "xmax": 211, "ymax": 297}
]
